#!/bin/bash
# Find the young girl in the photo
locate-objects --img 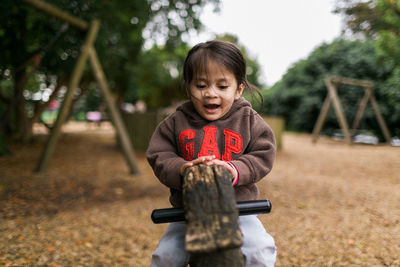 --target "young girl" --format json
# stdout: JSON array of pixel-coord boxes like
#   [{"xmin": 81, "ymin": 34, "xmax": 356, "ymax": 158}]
[{"xmin": 146, "ymin": 40, "xmax": 277, "ymax": 266}]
